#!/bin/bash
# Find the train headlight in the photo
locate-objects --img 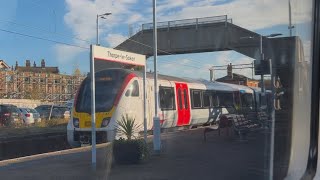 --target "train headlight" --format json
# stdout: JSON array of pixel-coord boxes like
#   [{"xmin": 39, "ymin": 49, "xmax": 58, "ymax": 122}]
[
  {"xmin": 101, "ymin": 118, "xmax": 111, "ymax": 127},
  {"xmin": 73, "ymin": 118, "xmax": 79, "ymax": 128}
]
